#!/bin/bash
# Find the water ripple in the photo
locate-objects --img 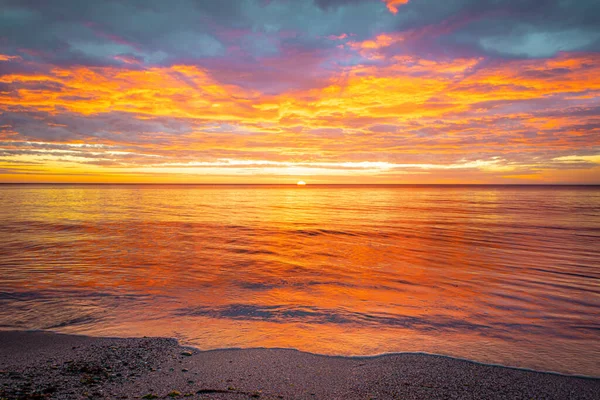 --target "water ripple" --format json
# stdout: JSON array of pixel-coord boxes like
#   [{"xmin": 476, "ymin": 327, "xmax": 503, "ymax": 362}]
[{"xmin": 0, "ymin": 184, "xmax": 599, "ymax": 376}]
